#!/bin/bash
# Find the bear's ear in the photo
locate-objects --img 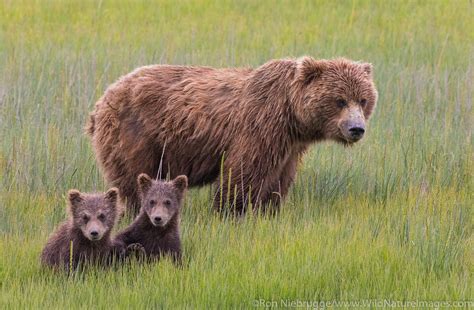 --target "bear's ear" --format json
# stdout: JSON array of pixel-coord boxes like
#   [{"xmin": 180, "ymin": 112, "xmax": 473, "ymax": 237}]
[
  {"xmin": 68, "ymin": 189, "xmax": 83, "ymax": 206},
  {"xmin": 296, "ymin": 56, "xmax": 327, "ymax": 85},
  {"xmin": 361, "ymin": 62, "xmax": 373, "ymax": 77},
  {"xmin": 137, "ymin": 173, "xmax": 153, "ymax": 196},
  {"xmin": 67, "ymin": 189, "xmax": 83, "ymax": 216},
  {"xmin": 172, "ymin": 175, "xmax": 188, "ymax": 192},
  {"xmin": 104, "ymin": 187, "xmax": 119, "ymax": 205}
]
